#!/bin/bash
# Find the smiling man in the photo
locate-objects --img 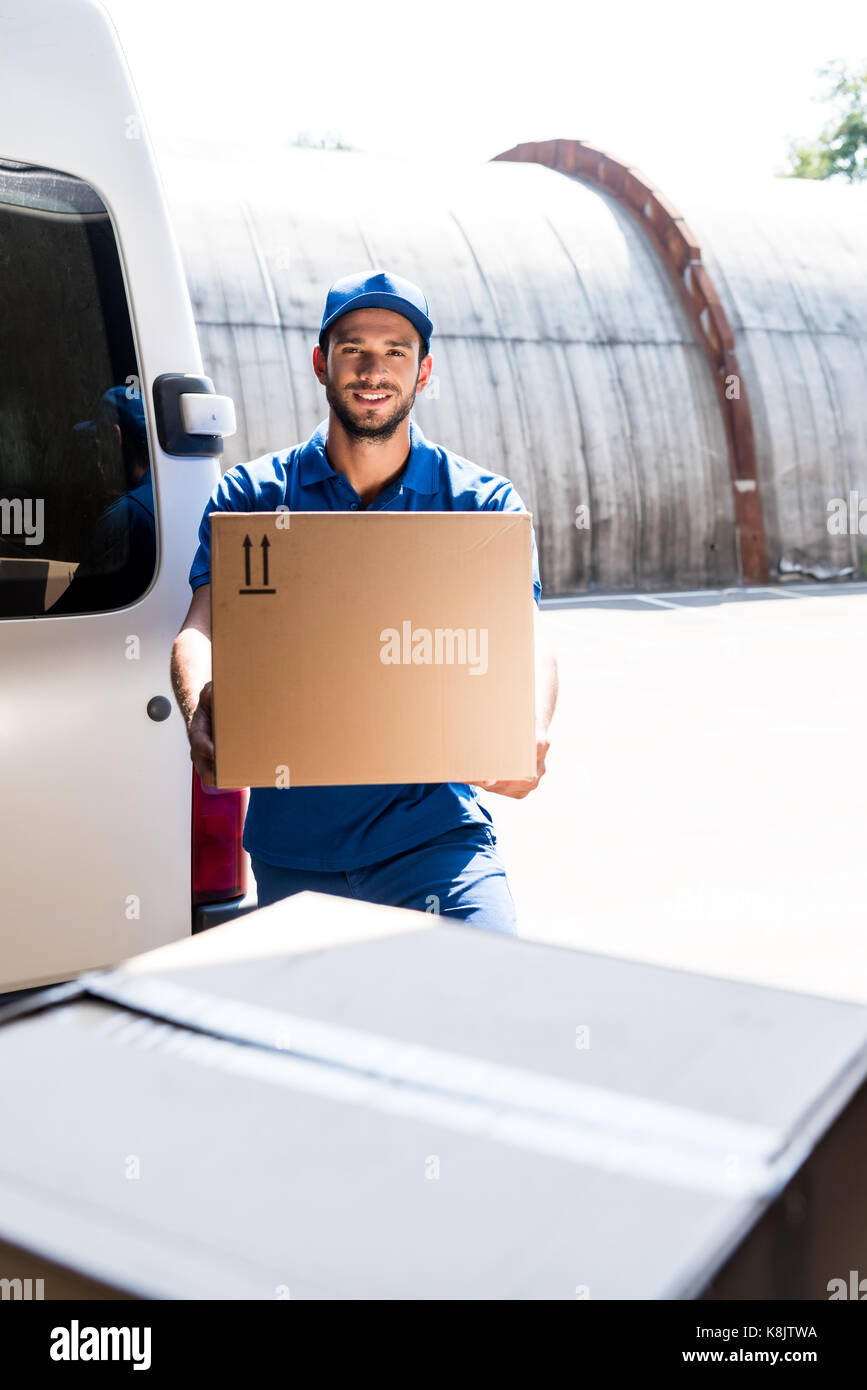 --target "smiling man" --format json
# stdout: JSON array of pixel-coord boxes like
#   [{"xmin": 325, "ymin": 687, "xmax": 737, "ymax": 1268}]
[{"xmin": 171, "ymin": 270, "xmax": 558, "ymax": 934}]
